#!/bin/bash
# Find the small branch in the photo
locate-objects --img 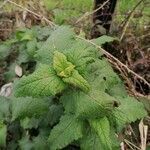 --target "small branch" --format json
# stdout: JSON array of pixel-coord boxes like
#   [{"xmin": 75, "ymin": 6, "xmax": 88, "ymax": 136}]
[
  {"xmin": 120, "ymin": 0, "xmax": 145, "ymax": 41},
  {"xmin": 7, "ymin": 0, "xmax": 56, "ymax": 27},
  {"xmin": 76, "ymin": 36, "xmax": 150, "ymax": 87},
  {"xmin": 75, "ymin": 0, "xmax": 110, "ymax": 24}
]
